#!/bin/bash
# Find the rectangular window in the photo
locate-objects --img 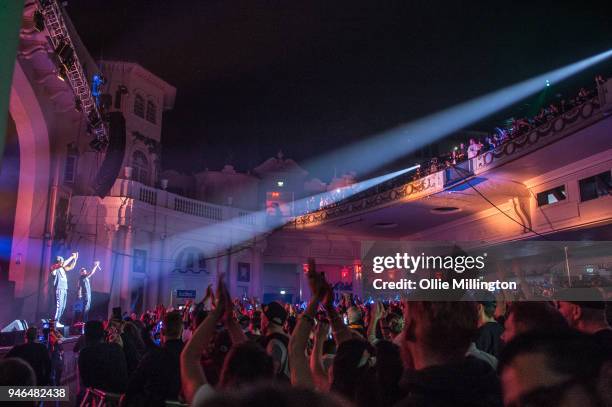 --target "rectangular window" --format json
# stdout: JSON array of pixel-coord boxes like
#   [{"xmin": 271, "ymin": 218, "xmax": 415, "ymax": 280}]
[
  {"xmin": 536, "ymin": 185, "xmax": 567, "ymax": 207},
  {"xmin": 579, "ymin": 171, "xmax": 611, "ymax": 202},
  {"xmin": 64, "ymin": 155, "xmax": 77, "ymax": 183}
]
